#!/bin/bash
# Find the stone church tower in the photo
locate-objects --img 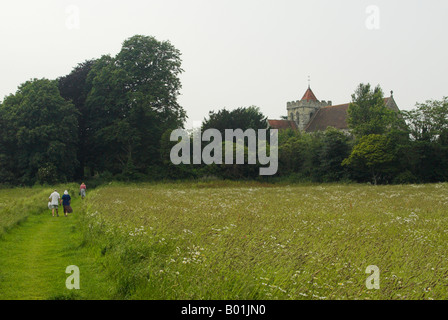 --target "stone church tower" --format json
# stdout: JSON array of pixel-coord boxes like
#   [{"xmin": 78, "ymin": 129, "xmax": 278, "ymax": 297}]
[{"xmin": 287, "ymin": 86, "xmax": 332, "ymax": 131}]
